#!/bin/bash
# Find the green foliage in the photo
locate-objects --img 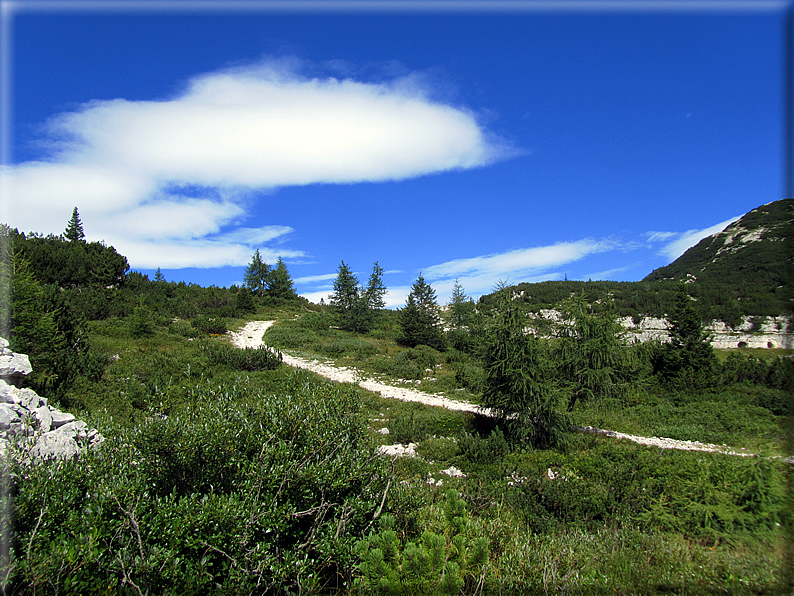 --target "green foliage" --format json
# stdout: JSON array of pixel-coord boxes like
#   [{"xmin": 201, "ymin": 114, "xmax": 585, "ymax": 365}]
[
  {"xmin": 242, "ymin": 248, "xmax": 269, "ymax": 296},
  {"xmin": 458, "ymin": 427, "xmax": 509, "ymax": 464},
  {"xmin": 265, "ymin": 256, "xmax": 298, "ymax": 304},
  {"xmin": 191, "ymin": 314, "xmax": 227, "ymax": 336},
  {"xmin": 234, "ymin": 286, "xmax": 255, "ymax": 314},
  {"xmin": 7, "ymin": 377, "xmax": 389, "ymax": 594},
  {"xmin": 554, "ymin": 293, "xmax": 644, "ymax": 411},
  {"xmin": 354, "ymin": 492, "xmax": 488, "ymax": 594},
  {"xmin": 653, "ymin": 283, "xmax": 719, "ymax": 388},
  {"xmin": 64, "ymin": 206, "xmax": 85, "ymax": 242},
  {"xmin": 364, "ymin": 262, "xmax": 387, "ymax": 312},
  {"xmin": 447, "ymin": 279, "xmax": 475, "ymax": 330},
  {"xmin": 399, "ymin": 274, "xmax": 444, "ymax": 350},
  {"xmin": 203, "ymin": 342, "xmax": 283, "ymax": 371},
  {"xmin": 480, "ymin": 287, "xmax": 570, "ymax": 449},
  {"xmin": 330, "ymin": 261, "xmax": 373, "ymax": 334}
]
